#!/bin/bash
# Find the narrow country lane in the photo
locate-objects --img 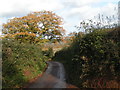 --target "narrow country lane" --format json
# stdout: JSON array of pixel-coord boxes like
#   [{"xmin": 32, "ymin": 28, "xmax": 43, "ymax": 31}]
[{"xmin": 28, "ymin": 61, "xmax": 66, "ymax": 88}]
